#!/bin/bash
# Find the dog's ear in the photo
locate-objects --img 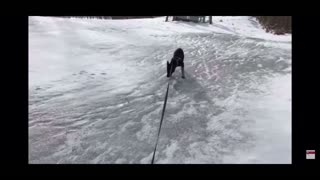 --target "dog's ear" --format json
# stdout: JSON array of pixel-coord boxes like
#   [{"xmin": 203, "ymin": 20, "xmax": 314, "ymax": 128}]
[{"xmin": 167, "ymin": 61, "xmax": 171, "ymax": 70}]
